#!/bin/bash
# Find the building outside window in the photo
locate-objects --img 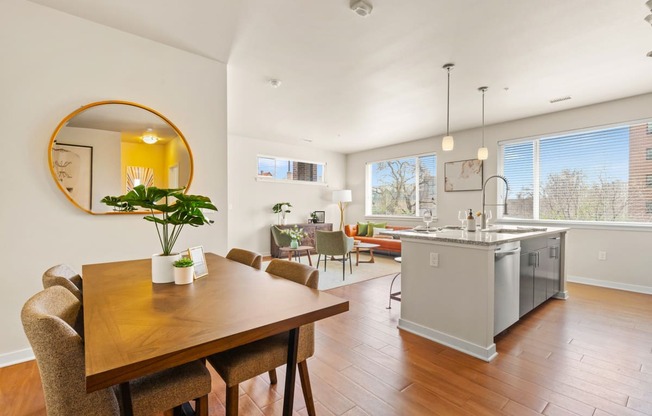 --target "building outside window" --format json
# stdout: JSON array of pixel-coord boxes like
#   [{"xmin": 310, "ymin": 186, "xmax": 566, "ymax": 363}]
[
  {"xmin": 499, "ymin": 120, "xmax": 652, "ymax": 224},
  {"xmin": 646, "ymin": 148, "xmax": 652, "ymax": 161},
  {"xmin": 366, "ymin": 153, "xmax": 436, "ymax": 217},
  {"xmin": 257, "ymin": 156, "xmax": 325, "ymax": 184},
  {"xmin": 647, "ymin": 201, "xmax": 652, "ymax": 214}
]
